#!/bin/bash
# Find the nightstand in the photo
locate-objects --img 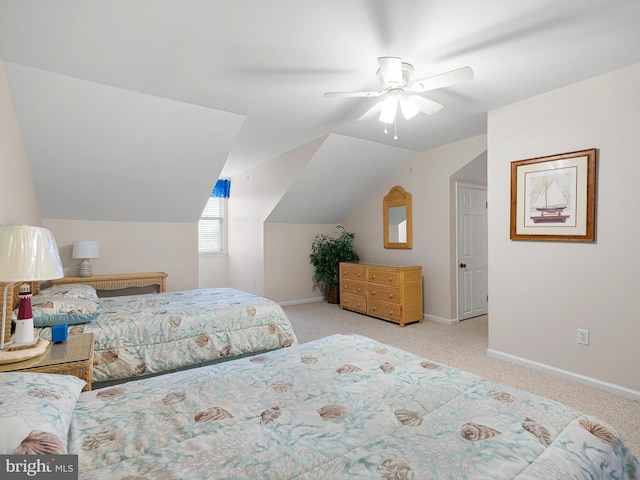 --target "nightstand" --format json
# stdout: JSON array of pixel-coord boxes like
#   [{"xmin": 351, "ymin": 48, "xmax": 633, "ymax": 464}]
[
  {"xmin": 50, "ymin": 272, "xmax": 167, "ymax": 296},
  {"xmin": 0, "ymin": 333, "xmax": 95, "ymax": 391}
]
